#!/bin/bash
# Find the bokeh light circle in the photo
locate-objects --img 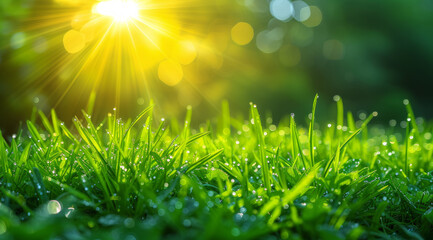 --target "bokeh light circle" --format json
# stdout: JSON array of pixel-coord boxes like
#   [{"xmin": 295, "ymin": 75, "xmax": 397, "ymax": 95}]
[
  {"xmin": 158, "ymin": 60, "xmax": 183, "ymax": 86},
  {"xmin": 292, "ymin": 1, "xmax": 311, "ymax": 22},
  {"xmin": 175, "ymin": 41, "xmax": 197, "ymax": 65},
  {"xmin": 270, "ymin": 0, "xmax": 294, "ymax": 22},
  {"xmin": 63, "ymin": 30, "xmax": 86, "ymax": 54},
  {"xmin": 256, "ymin": 28, "xmax": 284, "ymax": 53},
  {"xmin": 231, "ymin": 22, "xmax": 254, "ymax": 46},
  {"xmin": 303, "ymin": 6, "xmax": 322, "ymax": 27}
]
